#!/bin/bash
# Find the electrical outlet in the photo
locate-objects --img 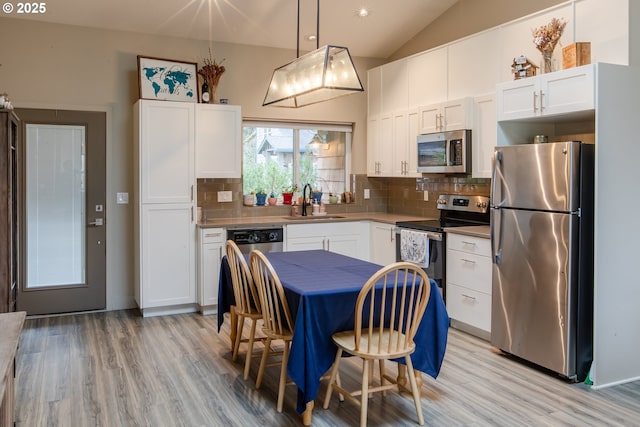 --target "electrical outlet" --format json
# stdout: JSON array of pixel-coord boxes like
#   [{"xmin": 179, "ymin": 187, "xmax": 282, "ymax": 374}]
[
  {"xmin": 364, "ymin": 189, "xmax": 370, "ymax": 199},
  {"xmin": 217, "ymin": 191, "xmax": 233, "ymax": 202},
  {"xmin": 423, "ymin": 190, "xmax": 429, "ymax": 201}
]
